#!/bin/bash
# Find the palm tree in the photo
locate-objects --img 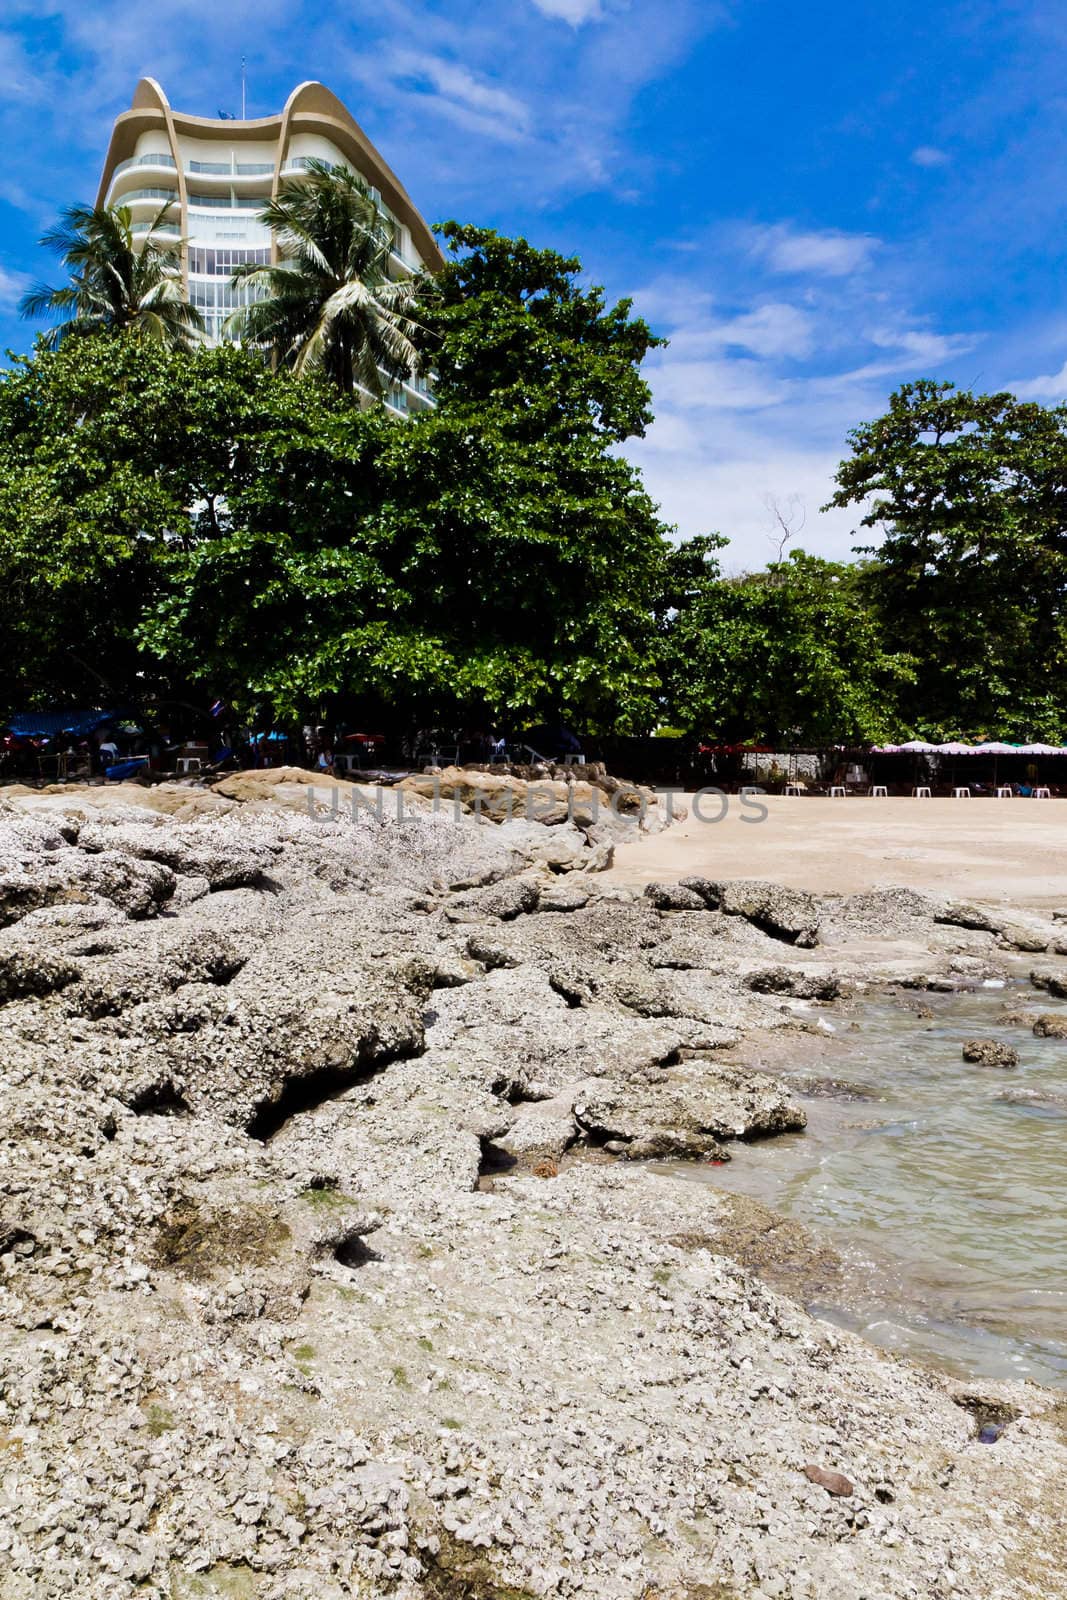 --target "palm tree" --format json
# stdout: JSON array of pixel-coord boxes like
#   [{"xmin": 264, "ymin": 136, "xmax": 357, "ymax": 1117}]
[
  {"xmin": 20, "ymin": 202, "xmax": 204, "ymax": 350},
  {"xmin": 226, "ymin": 160, "xmax": 425, "ymax": 398}
]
